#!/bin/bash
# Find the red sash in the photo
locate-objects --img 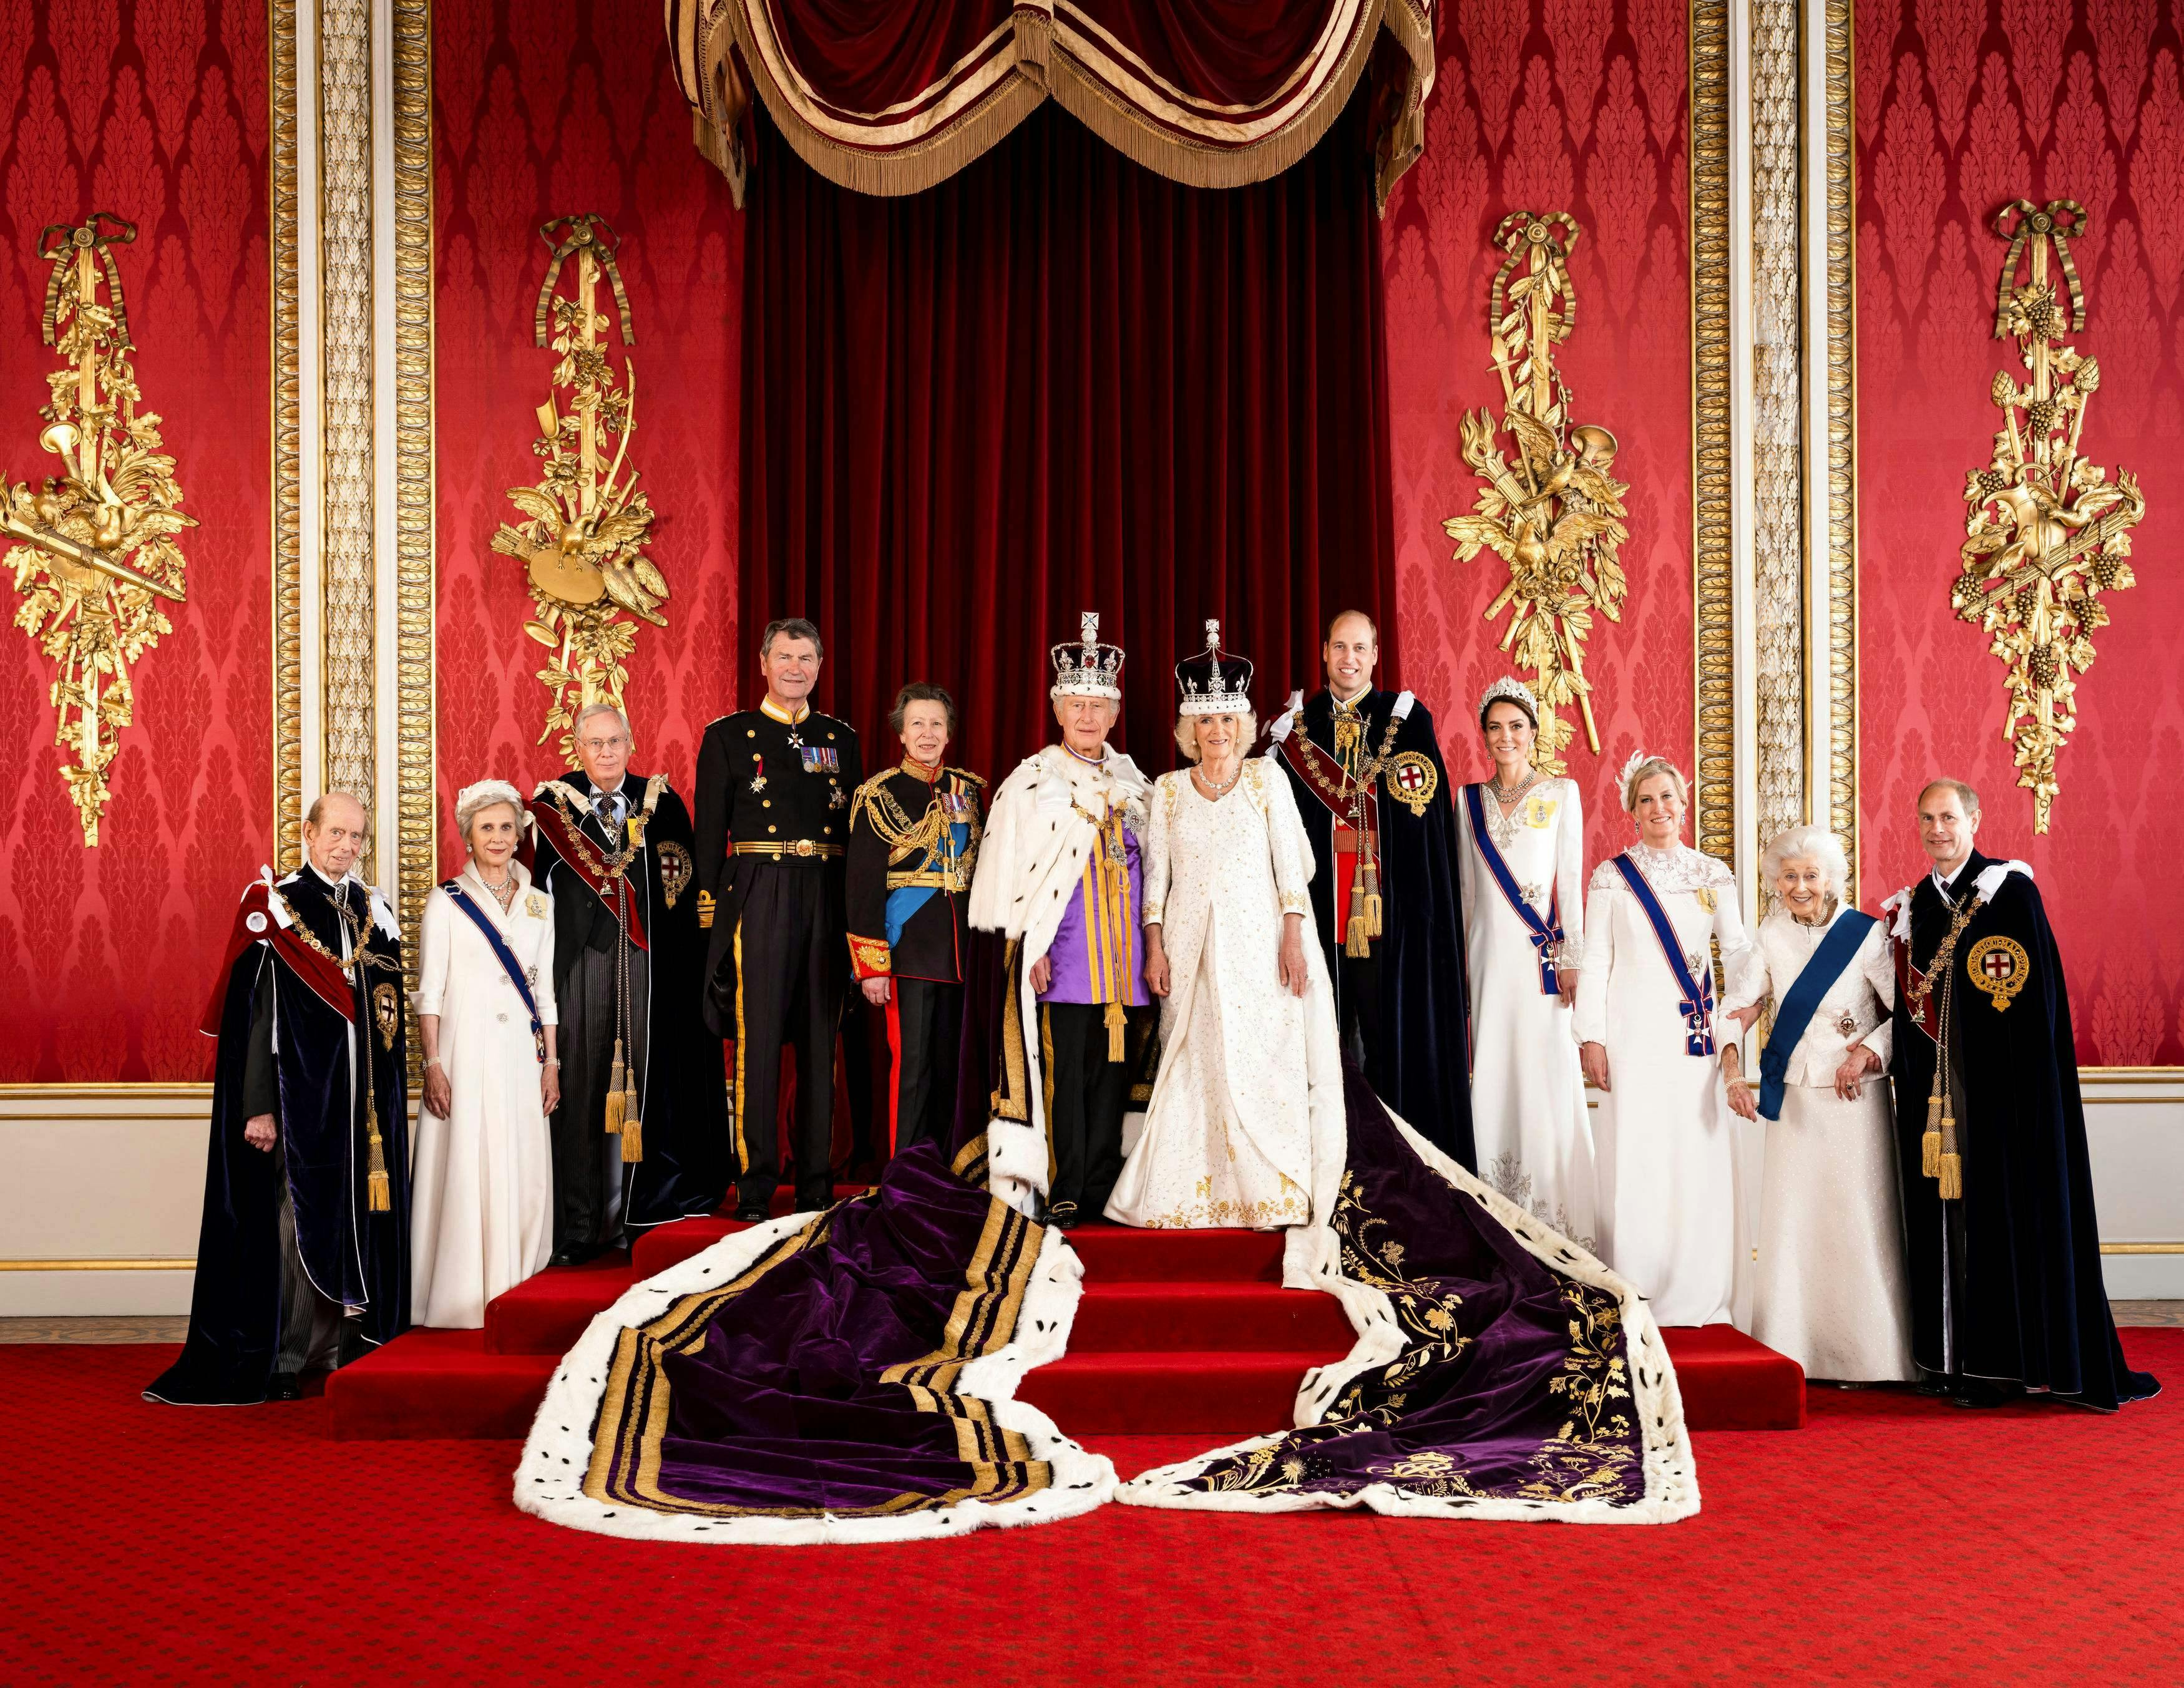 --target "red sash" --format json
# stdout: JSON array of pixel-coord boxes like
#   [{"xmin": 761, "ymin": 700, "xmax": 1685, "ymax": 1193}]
[
  {"xmin": 200, "ymin": 881, "xmax": 359, "ymax": 1035},
  {"xmin": 1893, "ymin": 935, "xmax": 1937, "ymax": 1043},
  {"xmin": 531, "ymin": 800, "xmax": 648, "ymax": 950},
  {"xmin": 1279, "ymin": 729, "xmax": 1378, "ymax": 932}
]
